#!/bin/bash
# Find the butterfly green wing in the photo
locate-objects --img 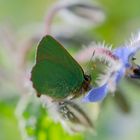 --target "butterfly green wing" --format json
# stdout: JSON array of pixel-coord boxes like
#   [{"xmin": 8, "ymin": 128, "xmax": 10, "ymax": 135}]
[{"xmin": 31, "ymin": 35, "xmax": 84, "ymax": 99}]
